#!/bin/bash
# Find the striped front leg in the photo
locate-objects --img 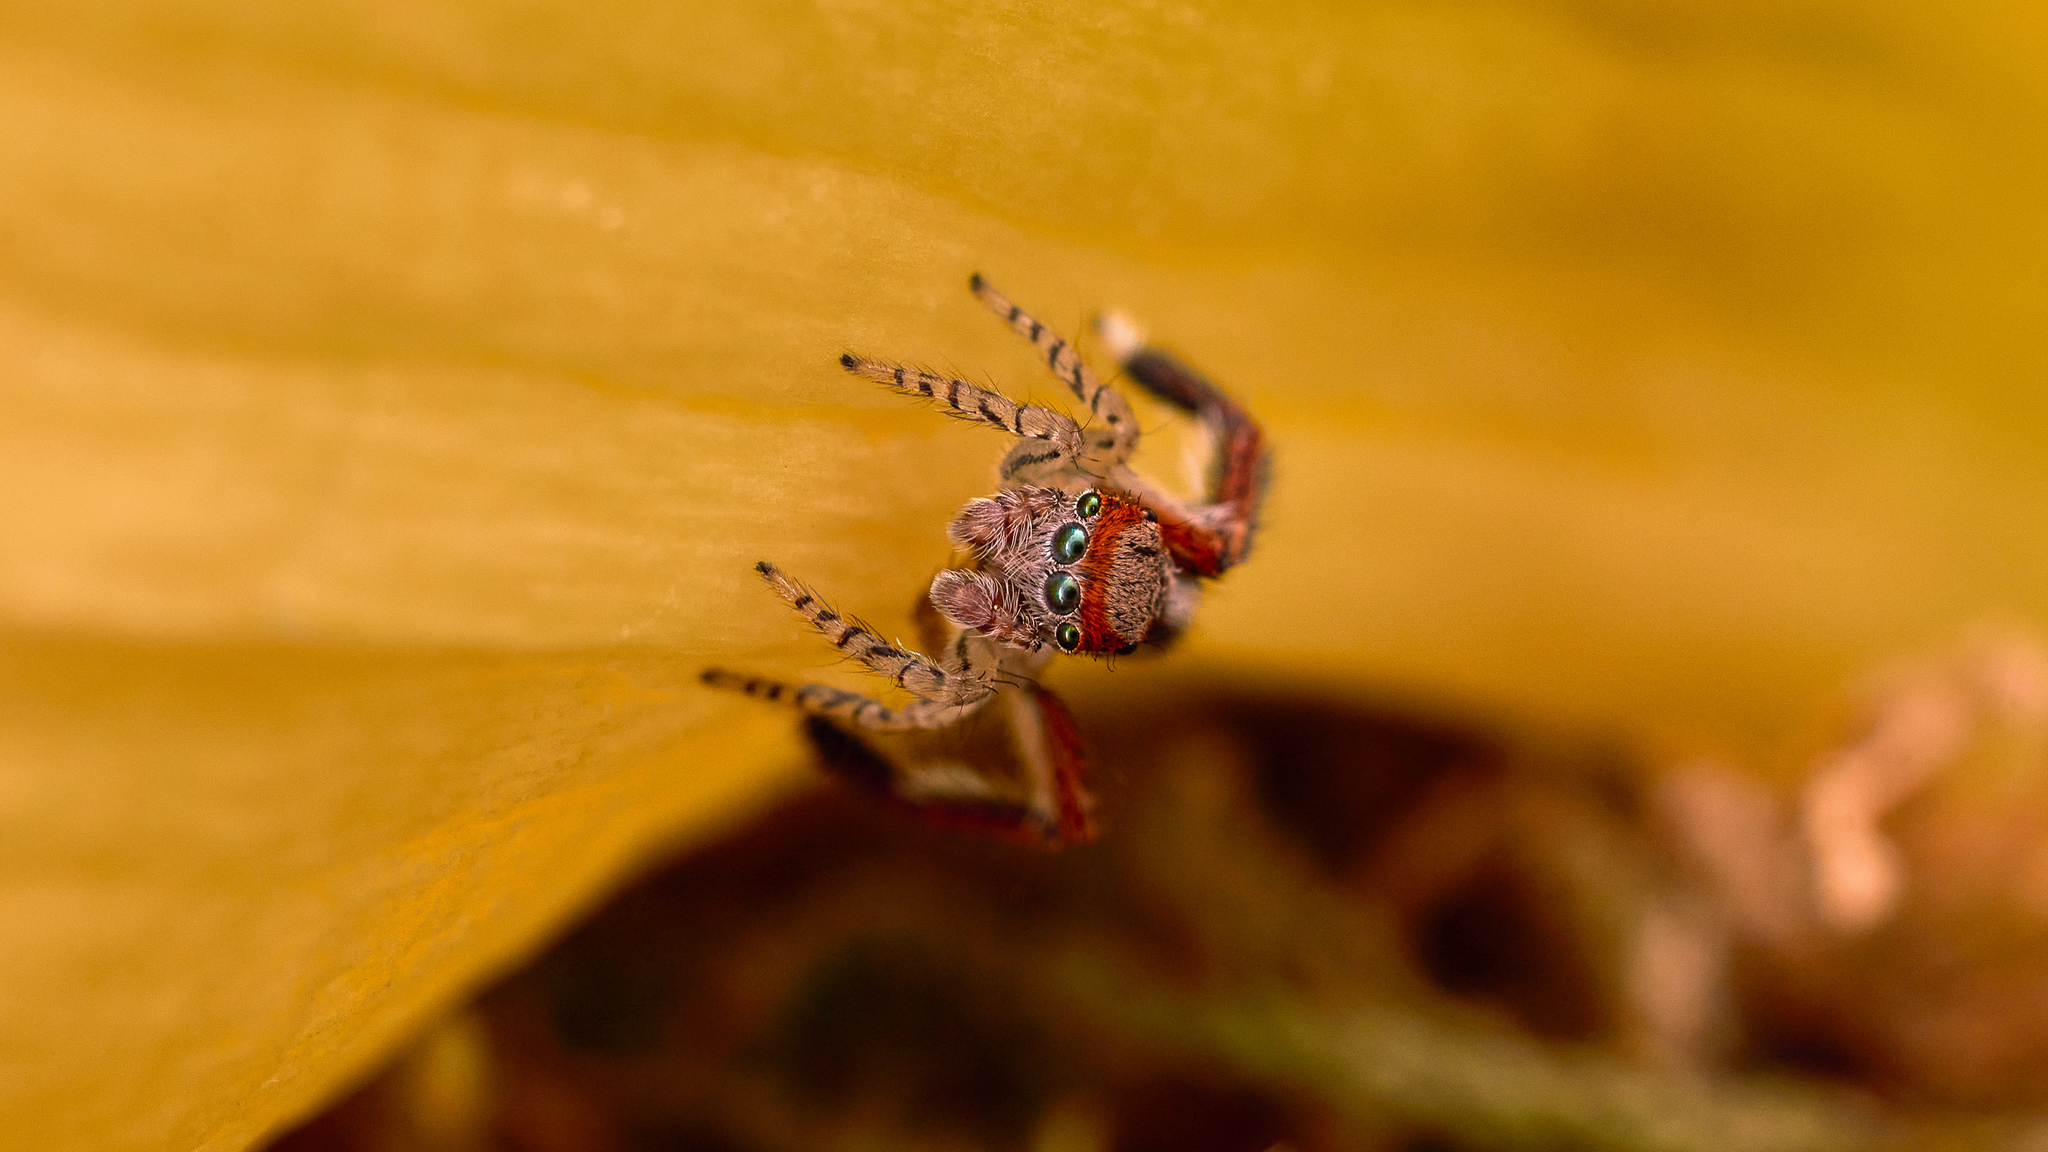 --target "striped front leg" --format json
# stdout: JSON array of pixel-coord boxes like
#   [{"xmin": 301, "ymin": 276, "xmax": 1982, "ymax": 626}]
[
  {"xmin": 969, "ymin": 274, "xmax": 1138, "ymax": 468},
  {"xmin": 700, "ymin": 669, "xmax": 988, "ymax": 732},
  {"xmin": 839, "ymin": 354, "xmax": 1082, "ymax": 459},
  {"xmin": 701, "ymin": 562, "xmax": 1000, "ymax": 732}
]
